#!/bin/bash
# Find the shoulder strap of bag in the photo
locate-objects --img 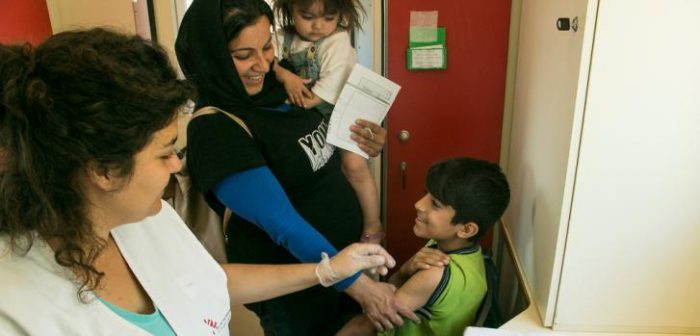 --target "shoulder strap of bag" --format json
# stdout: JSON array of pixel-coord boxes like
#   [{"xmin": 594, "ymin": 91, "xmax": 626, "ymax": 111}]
[
  {"xmin": 192, "ymin": 106, "xmax": 252, "ymax": 137},
  {"xmin": 191, "ymin": 106, "xmax": 253, "ymax": 236}
]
